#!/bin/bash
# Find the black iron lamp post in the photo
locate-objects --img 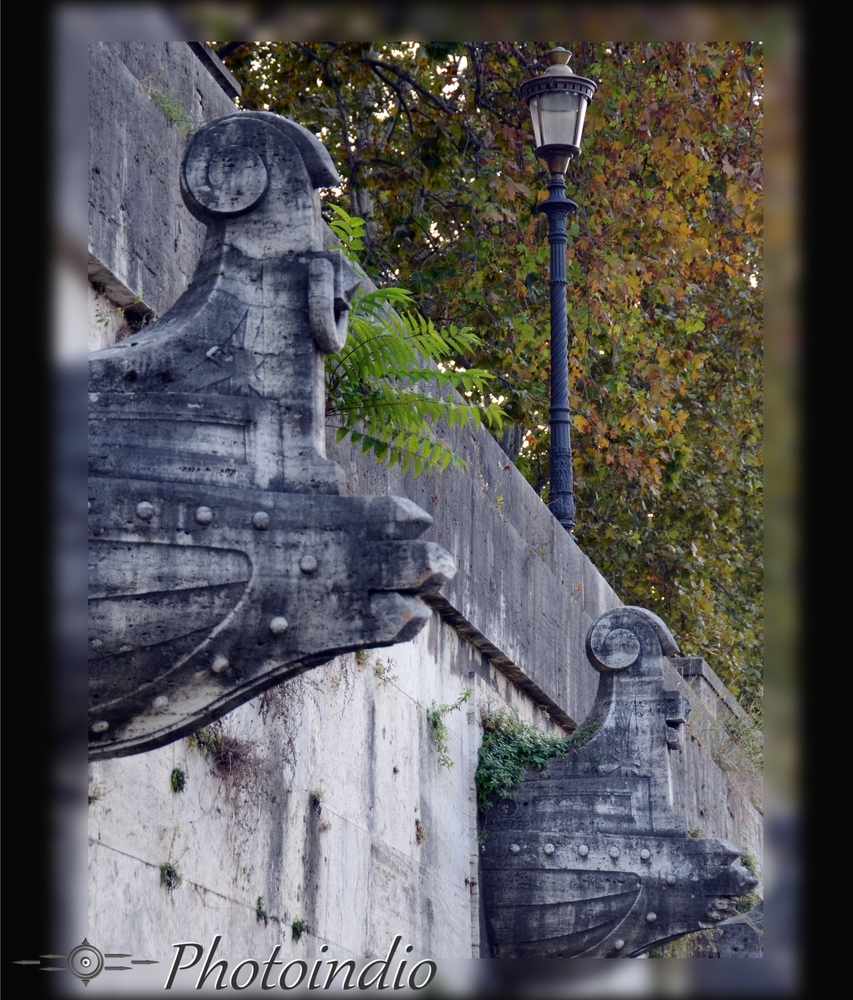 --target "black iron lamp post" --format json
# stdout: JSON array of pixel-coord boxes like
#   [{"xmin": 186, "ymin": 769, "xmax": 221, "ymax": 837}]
[{"xmin": 521, "ymin": 47, "xmax": 596, "ymax": 535}]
